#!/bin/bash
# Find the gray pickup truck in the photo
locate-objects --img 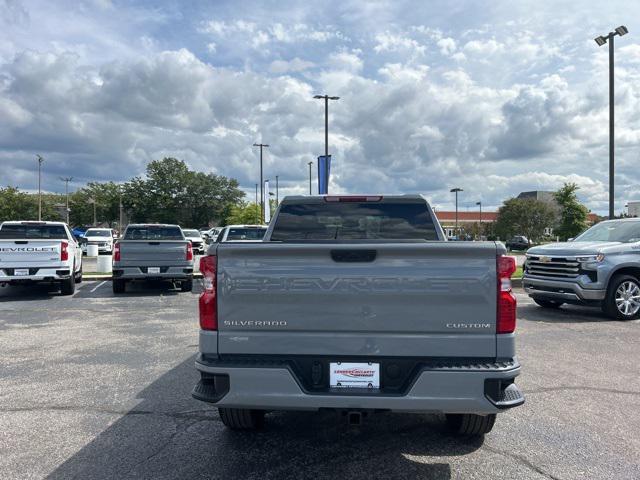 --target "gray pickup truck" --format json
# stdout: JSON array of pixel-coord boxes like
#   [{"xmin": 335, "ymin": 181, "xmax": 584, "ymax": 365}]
[
  {"xmin": 192, "ymin": 195, "xmax": 523, "ymax": 436},
  {"xmin": 524, "ymin": 218, "xmax": 640, "ymax": 320},
  {"xmin": 112, "ymin": 224, "xmax": 194, "ymax": 294}
]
